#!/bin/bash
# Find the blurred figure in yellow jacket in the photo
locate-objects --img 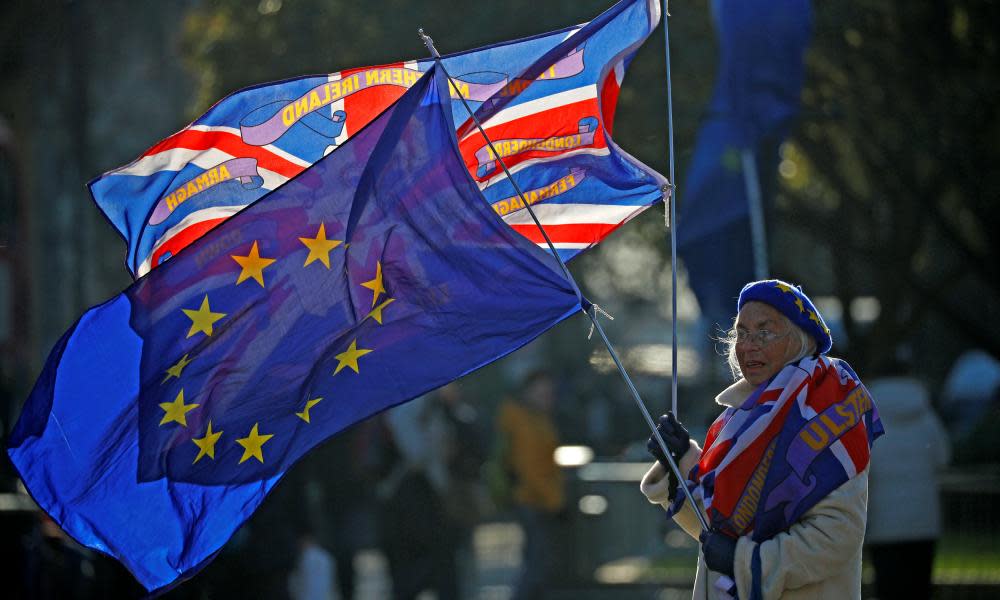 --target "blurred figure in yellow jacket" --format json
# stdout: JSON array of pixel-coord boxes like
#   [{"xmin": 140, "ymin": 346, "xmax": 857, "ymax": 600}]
[{"xmin": 497, "ymin": 370, "xmax": 564, "ymax": 600}]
